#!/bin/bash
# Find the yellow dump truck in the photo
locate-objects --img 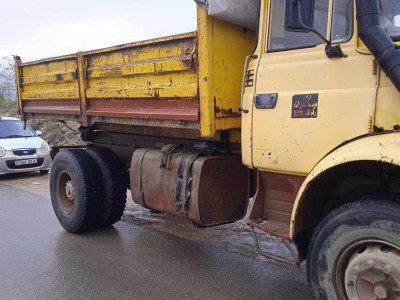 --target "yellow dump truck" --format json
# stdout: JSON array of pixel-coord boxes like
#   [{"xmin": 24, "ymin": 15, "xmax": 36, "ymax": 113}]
[{"xmin": 14, "ymin": 0, "xmax": 400, "ymax": 299}]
